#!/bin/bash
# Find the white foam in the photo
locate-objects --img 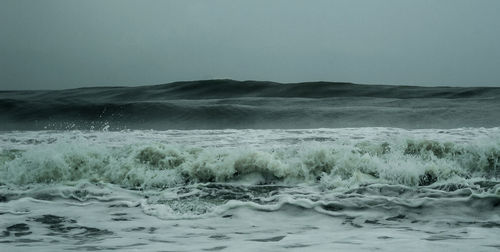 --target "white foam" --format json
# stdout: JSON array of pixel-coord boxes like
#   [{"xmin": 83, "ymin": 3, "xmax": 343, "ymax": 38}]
[
  {"xmin": 0, "ymin": 128, "xmax": 499, "ymax": 189},
  {"xmin": 1, "ymin": 128, "xmax": 500, "ymax": 251}
]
